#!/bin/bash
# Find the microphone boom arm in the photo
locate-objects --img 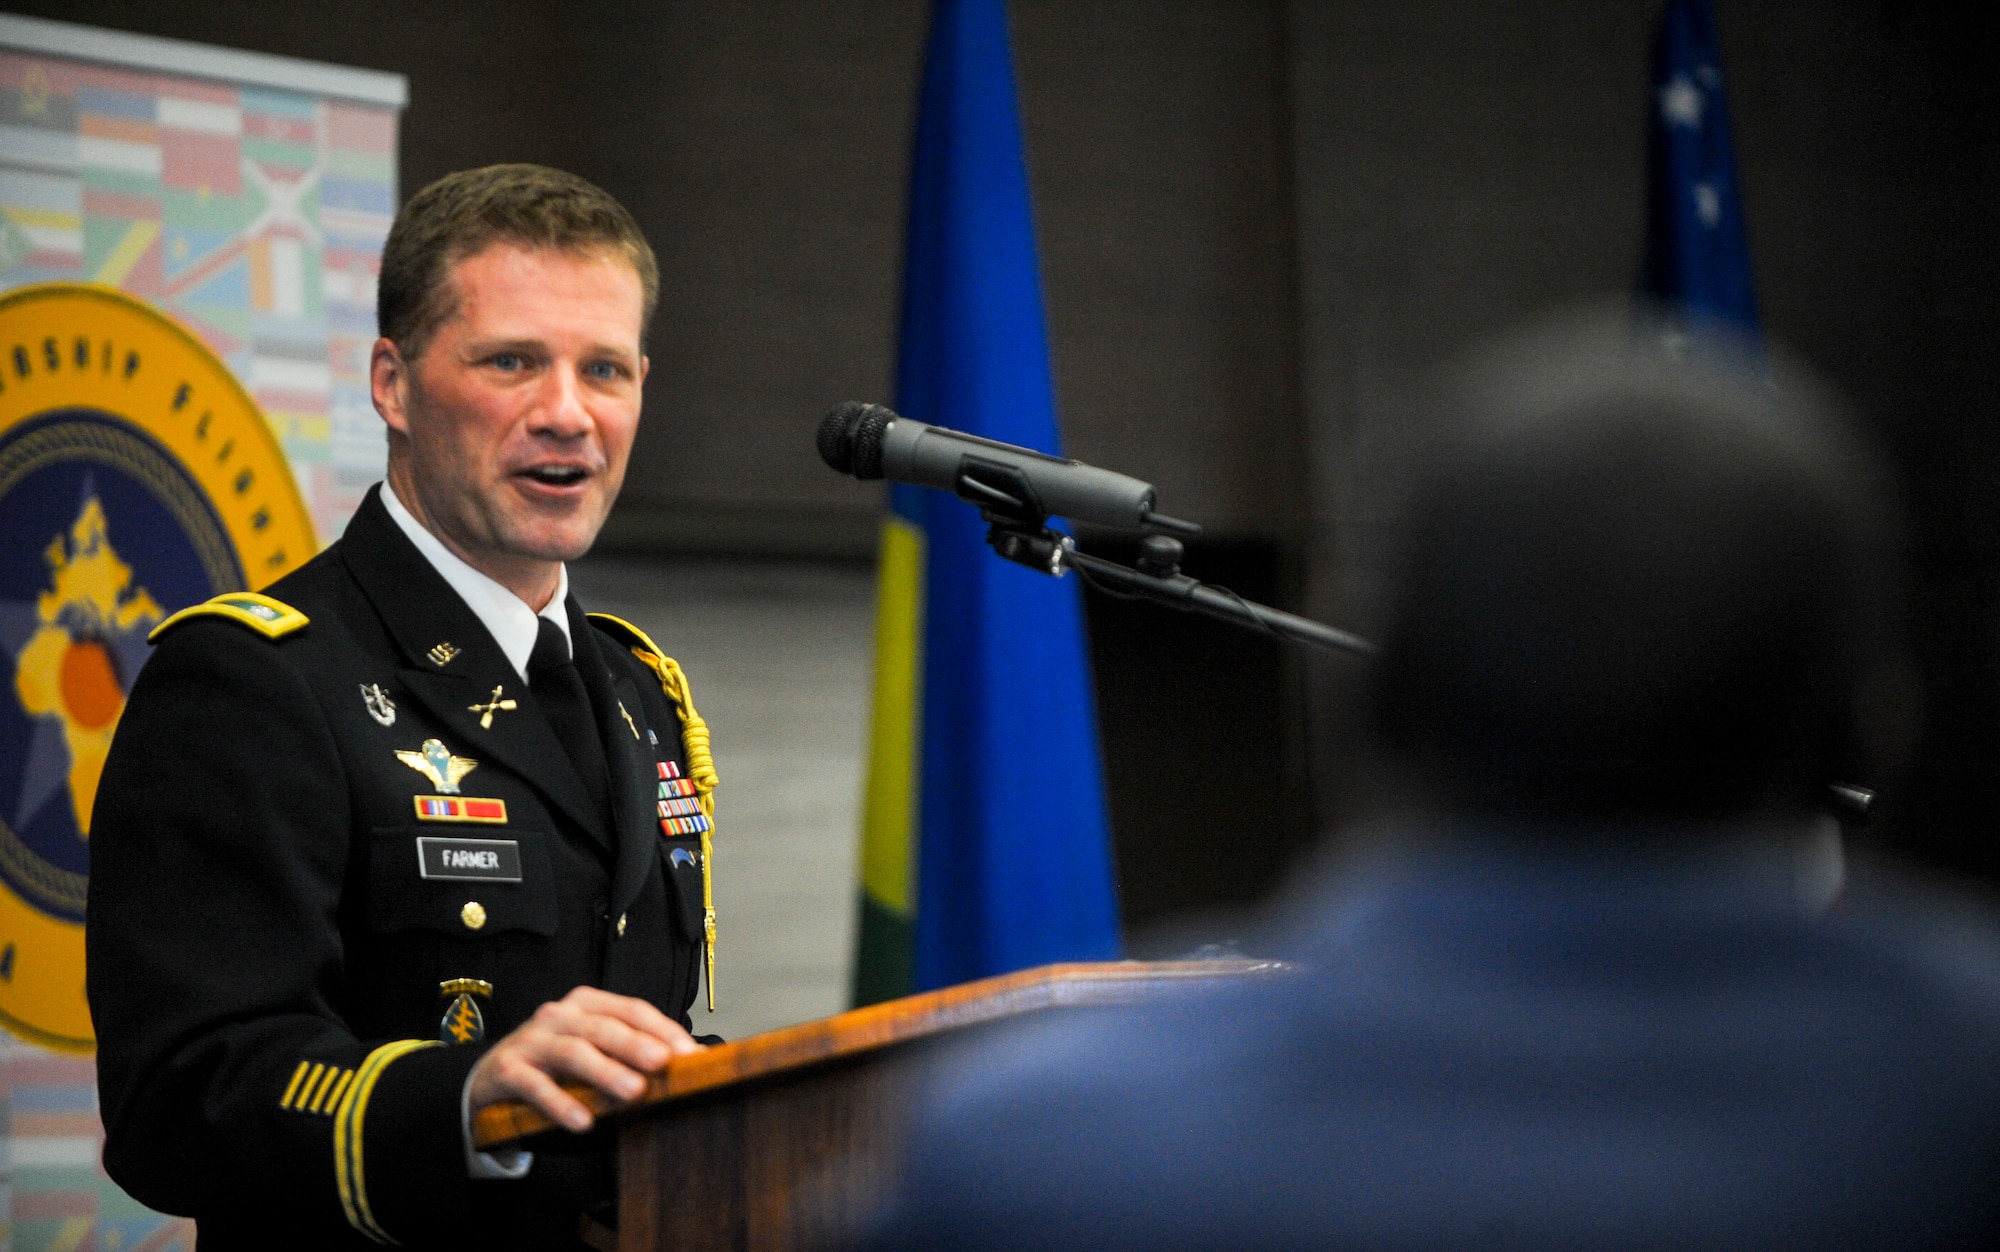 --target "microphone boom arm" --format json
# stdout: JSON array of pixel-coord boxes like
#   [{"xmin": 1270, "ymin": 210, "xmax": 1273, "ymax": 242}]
[{"xmin": 979, "ymin": 509, "xmax": 1376, "ymax": 659}]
